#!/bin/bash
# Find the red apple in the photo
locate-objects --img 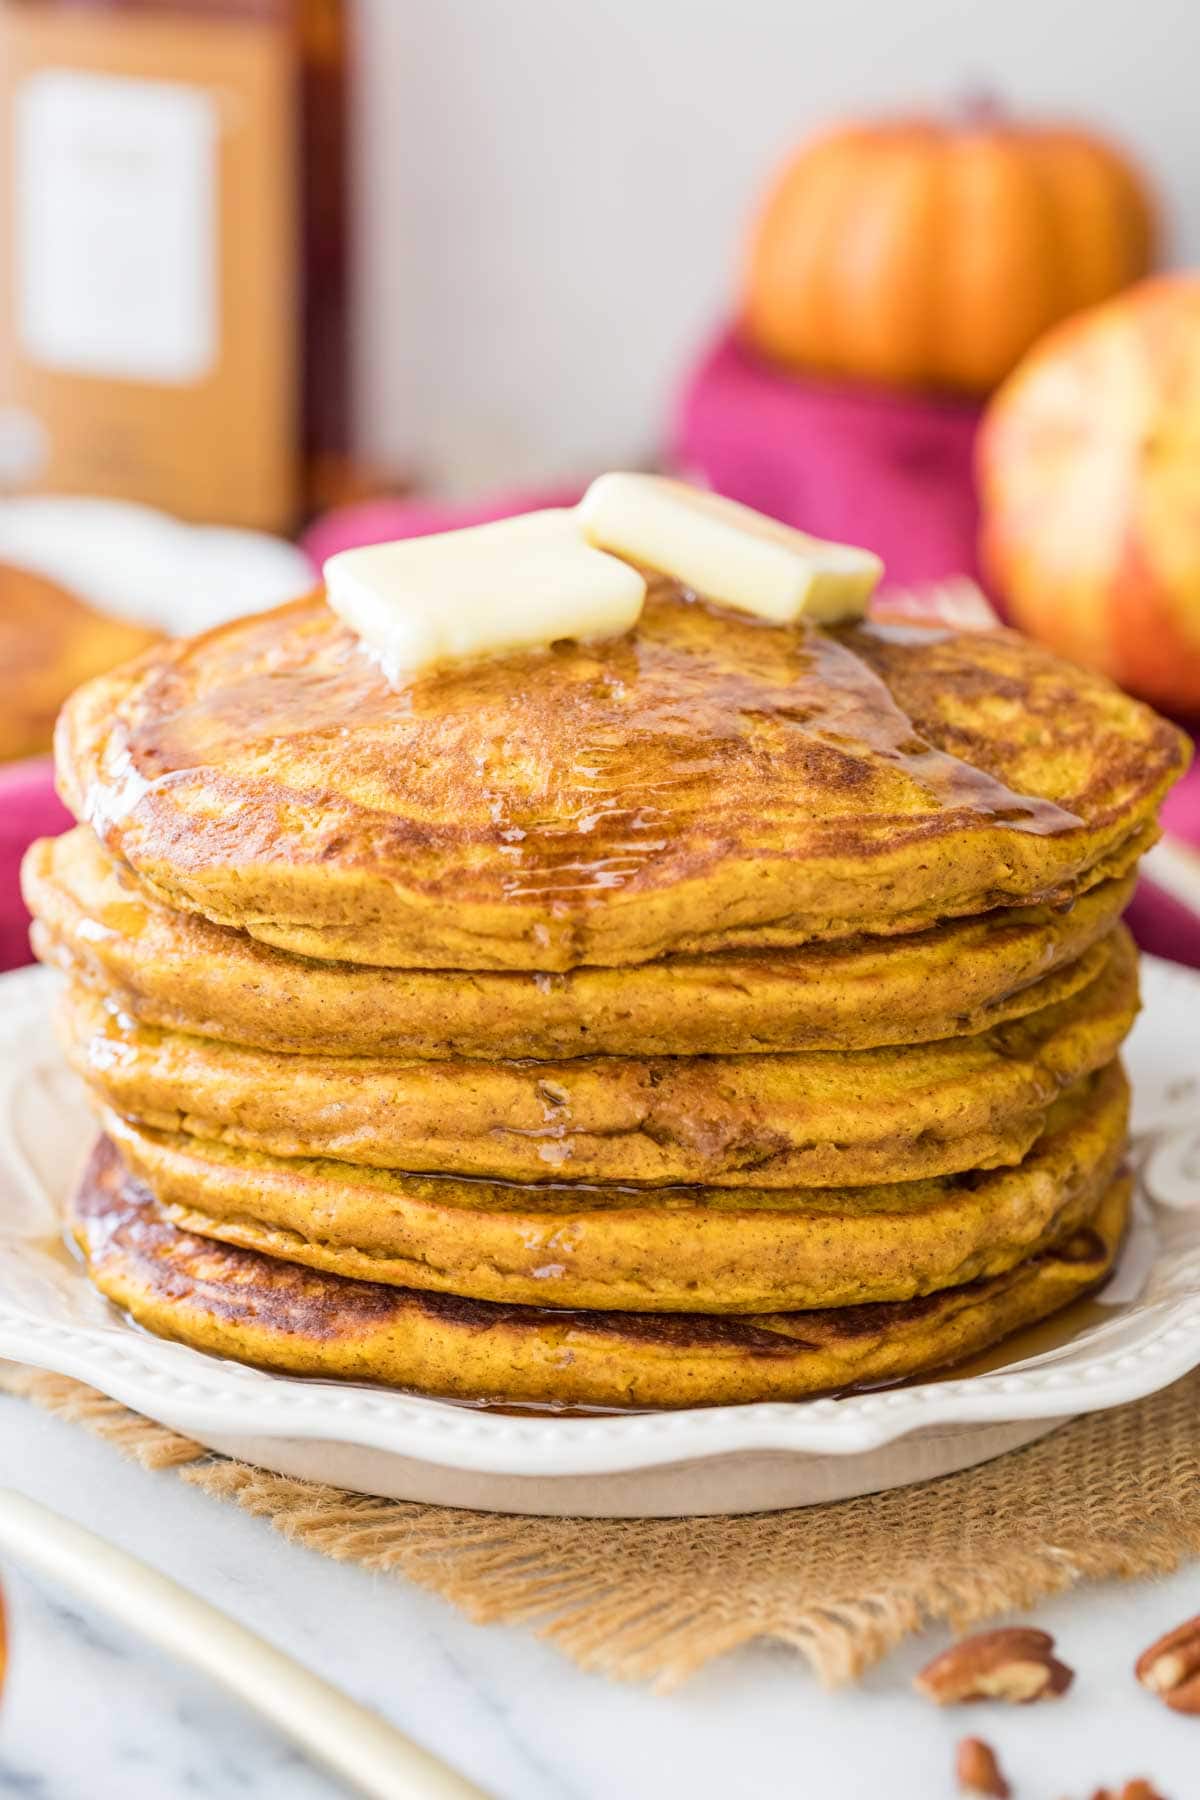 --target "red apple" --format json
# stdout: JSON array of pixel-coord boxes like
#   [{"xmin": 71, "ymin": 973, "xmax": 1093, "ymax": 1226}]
[{"xmin": 979, "ymin": 274, "xmax": 1200, "ymax": 713}]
